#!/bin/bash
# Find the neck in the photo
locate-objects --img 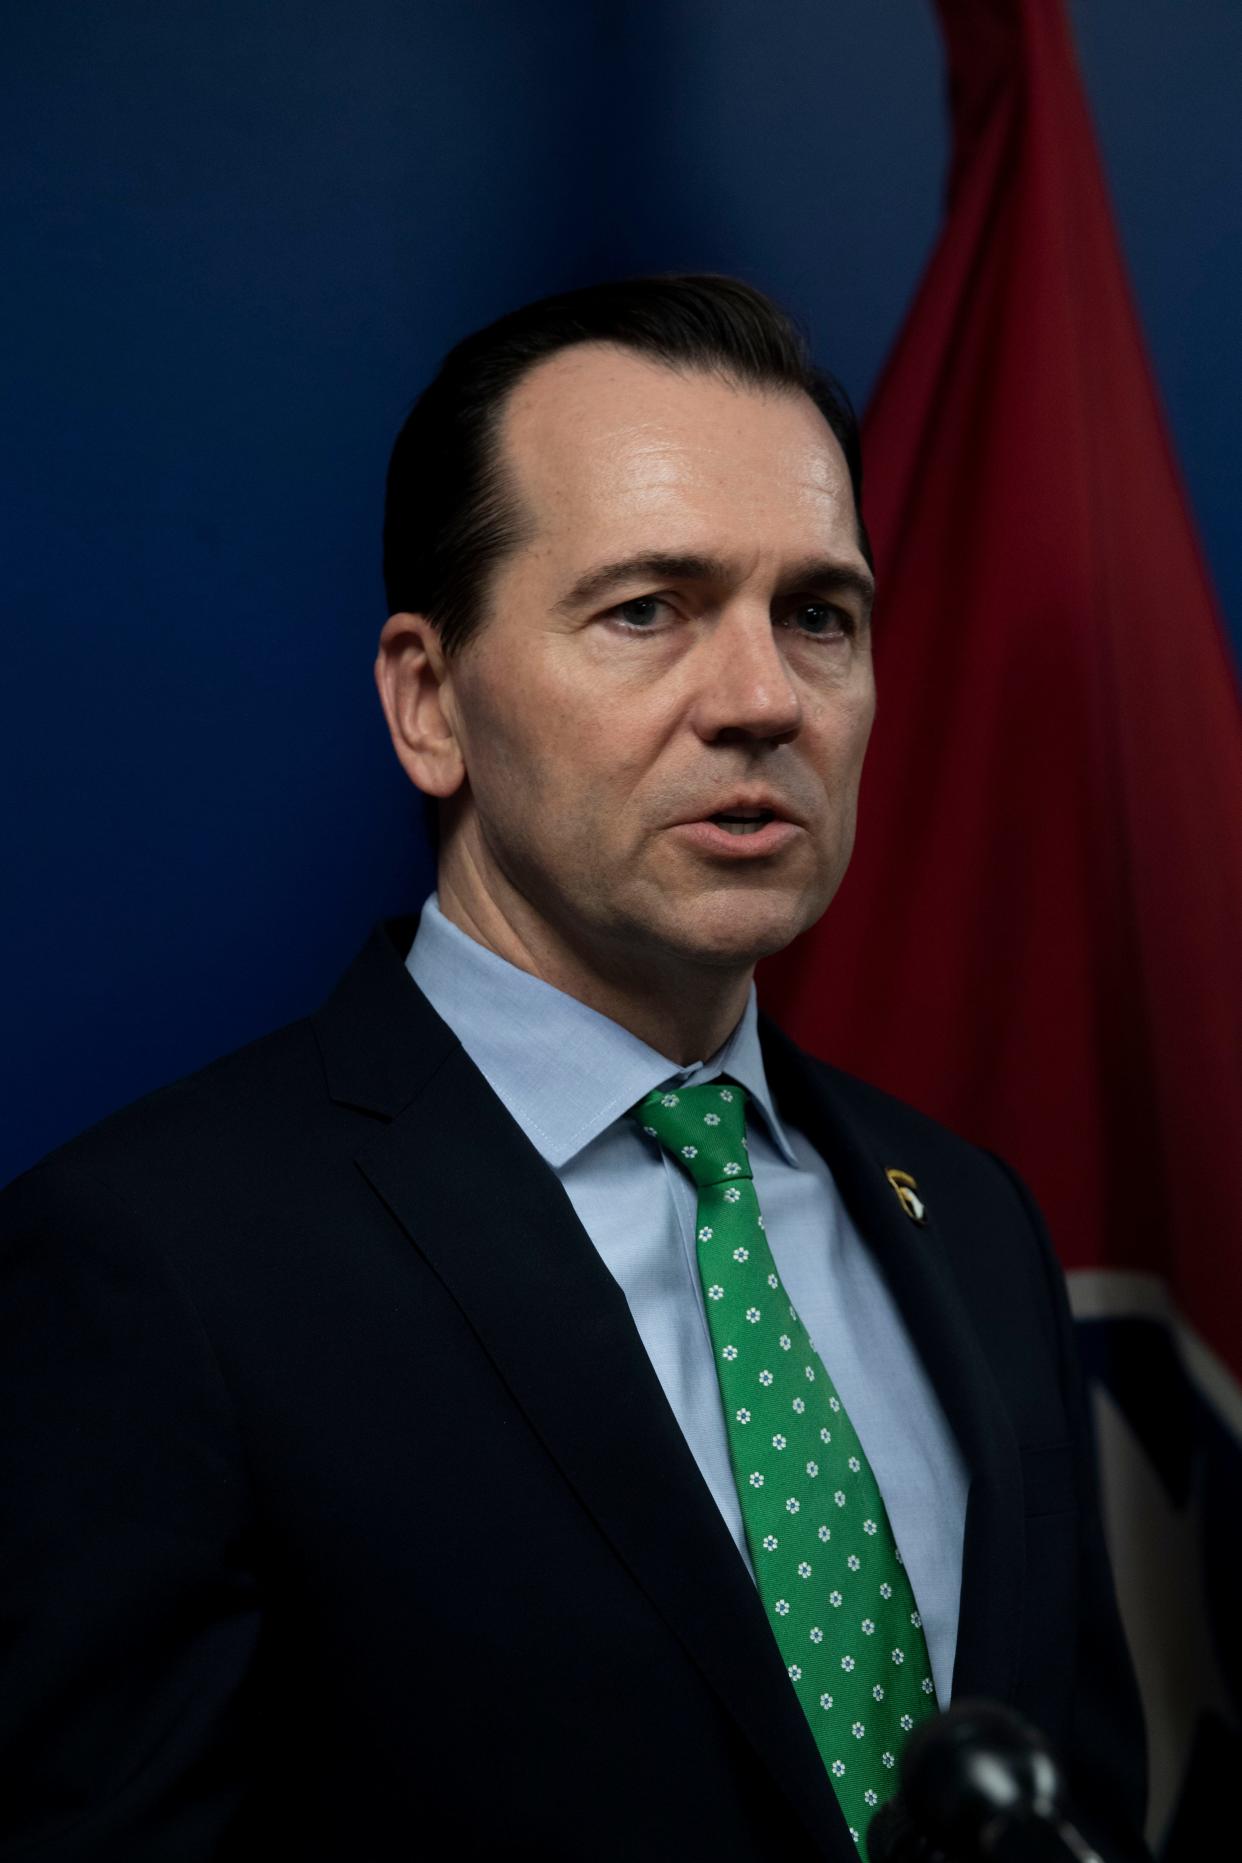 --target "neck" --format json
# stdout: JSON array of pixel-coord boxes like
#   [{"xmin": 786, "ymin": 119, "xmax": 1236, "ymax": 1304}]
[{"xmin": 435, "ymin": 854, "xmax": 753, "ymax": 1066}]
